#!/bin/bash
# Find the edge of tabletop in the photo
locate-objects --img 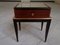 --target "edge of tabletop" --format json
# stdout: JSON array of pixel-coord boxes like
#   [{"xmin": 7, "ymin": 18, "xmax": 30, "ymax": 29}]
[{"xmin": 13, "ymin": 17, "xmax": 52, "ymax": 20}]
